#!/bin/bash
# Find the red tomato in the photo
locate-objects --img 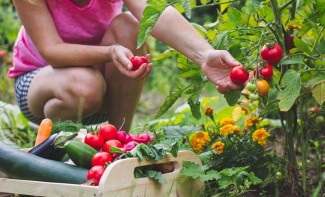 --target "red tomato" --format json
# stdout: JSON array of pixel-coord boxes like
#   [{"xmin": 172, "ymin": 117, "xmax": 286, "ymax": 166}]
[
  {"xmin": 0, "ymin": 50, "xmax": 6, "ymax": 57},
  {"xmin": 87, "ymin": 165, "xmax": 106, "ymax": 185},
  {"xmin": 260, "ymin": 43, "xmax": 283, "ymax": 65},
  {"xmin": 230, "ymin": 66, "xmax": 249, "ymax": 86},
  {"xmin": 130, "ymin": 56, "xmax": 148, "ymax": 71},
  {"xmin": 102, "ymin": 139, "xmax": 123, "ymax": 154},
  {"xmin": 98, "ymin": 123, "xmax": 117, "ymax": 141},
  {"xmin": 91, "ymin": 152, "xmax": 113, "ymax": 167},
  {"xmin": 84, "ymin": 133, "xmax": 105, "ymax": 150},
  {"xmin": 254, "ymin": 64, "xmax": 273, "ymax": 81}
]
